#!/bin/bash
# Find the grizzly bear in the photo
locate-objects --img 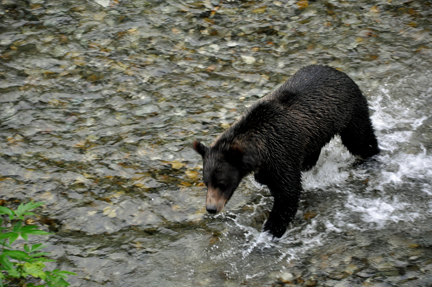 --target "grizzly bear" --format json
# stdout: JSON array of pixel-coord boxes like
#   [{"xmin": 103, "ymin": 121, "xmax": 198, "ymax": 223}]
[{"xmin": 193, "ymin": 65, "xmax": 379, "ymax": 238}]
